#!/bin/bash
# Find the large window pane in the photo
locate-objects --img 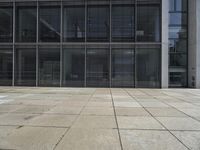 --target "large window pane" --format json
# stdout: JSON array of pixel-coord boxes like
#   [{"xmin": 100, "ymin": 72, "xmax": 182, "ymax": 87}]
[
  {"xmin": 15, "ymin": 48, "xmax": 36, "ymax": 86},
  {"xmin": 0, "ymin": 48, "xmax": 12, "ymax": 85},
  {"xmin": 0, "ymin": 4, "xmax": 13, "ymax": 42},
  {"xmin": 112, "ymin": 48, "xmax": 134, "ymax": 87},
  {"xmin": 16, "ymin": 4, "xmax": 37, "ymax": 42},
  {"xmin": 39, "ymin": 48, "xmax": 60, "ymax": 86},
  {"xmin": 86, "ymin": 48, "xmax": 109, "ymax": 87},
  {"xmin": 63, "ymin": 6, "xmax": 85, "ymax": 42},
  {"xmin": 112, "ymin": 4, "xmax": 135, "ymax": 42},
  {"xmin": 39, "ymin": 4, "xmax": 60, "ymax": 42},
  {"xmin": 169, "ymin": 13, "xmax": 187, "ymax": 26},
  {"xmin": 87, "ymin": 5, "xmax": 110, "ymax": 42},
  {"xmin": 63, "ymin": 47, "xmax": 85, "ymax": 87},
  {"xmin": 137, "ymin": 3, "xmax": 160, "ymax": 42},
  {"xmin": 169, "ymin": 26, "xmax": 187, "ymax": 39},
  {"xmin": 136, "ymin": 48, "xmax": 161, "ymax": 88},
  {"xmin": 169, "ymin": 39, "xmax": 187, "ymax": 53},
  {"xmin": 169, "ymin": 70, "xmax": 187, "ymax": 87},
  {"xmin": 169, "ymin": 53, "xmax": 186, "ymax": 67}
]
